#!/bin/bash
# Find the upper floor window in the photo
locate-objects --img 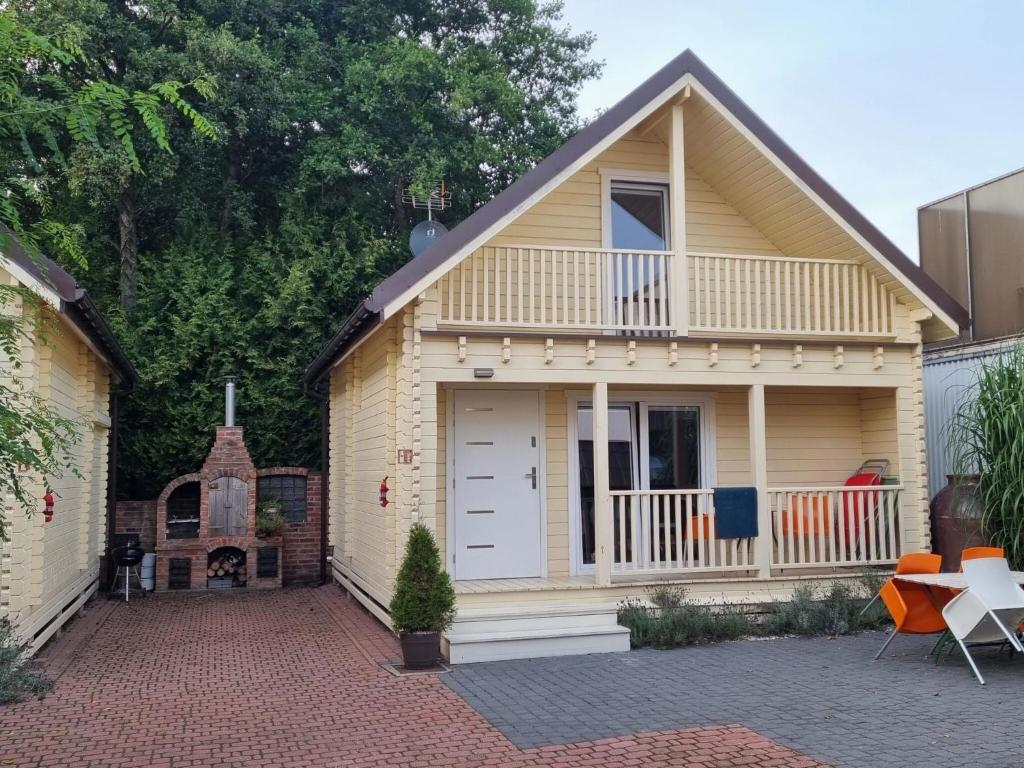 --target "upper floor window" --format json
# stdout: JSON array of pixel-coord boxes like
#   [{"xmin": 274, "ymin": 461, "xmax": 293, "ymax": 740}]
[
  {"xmin": 257, "ymin": 475, "xmax": 307, "ymax": 523},
  {"xmin": 610, "ymin": 182, "xmax": 669, "ymax": 251}
]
